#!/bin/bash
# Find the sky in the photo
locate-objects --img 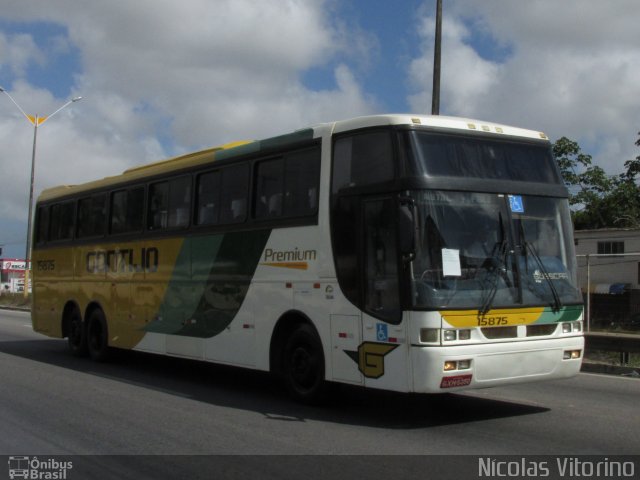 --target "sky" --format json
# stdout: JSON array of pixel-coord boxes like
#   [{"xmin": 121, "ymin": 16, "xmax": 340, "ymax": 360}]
[{"xmin": 1, "ymin": 0, "xmax": 639, "ymax": 258}]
